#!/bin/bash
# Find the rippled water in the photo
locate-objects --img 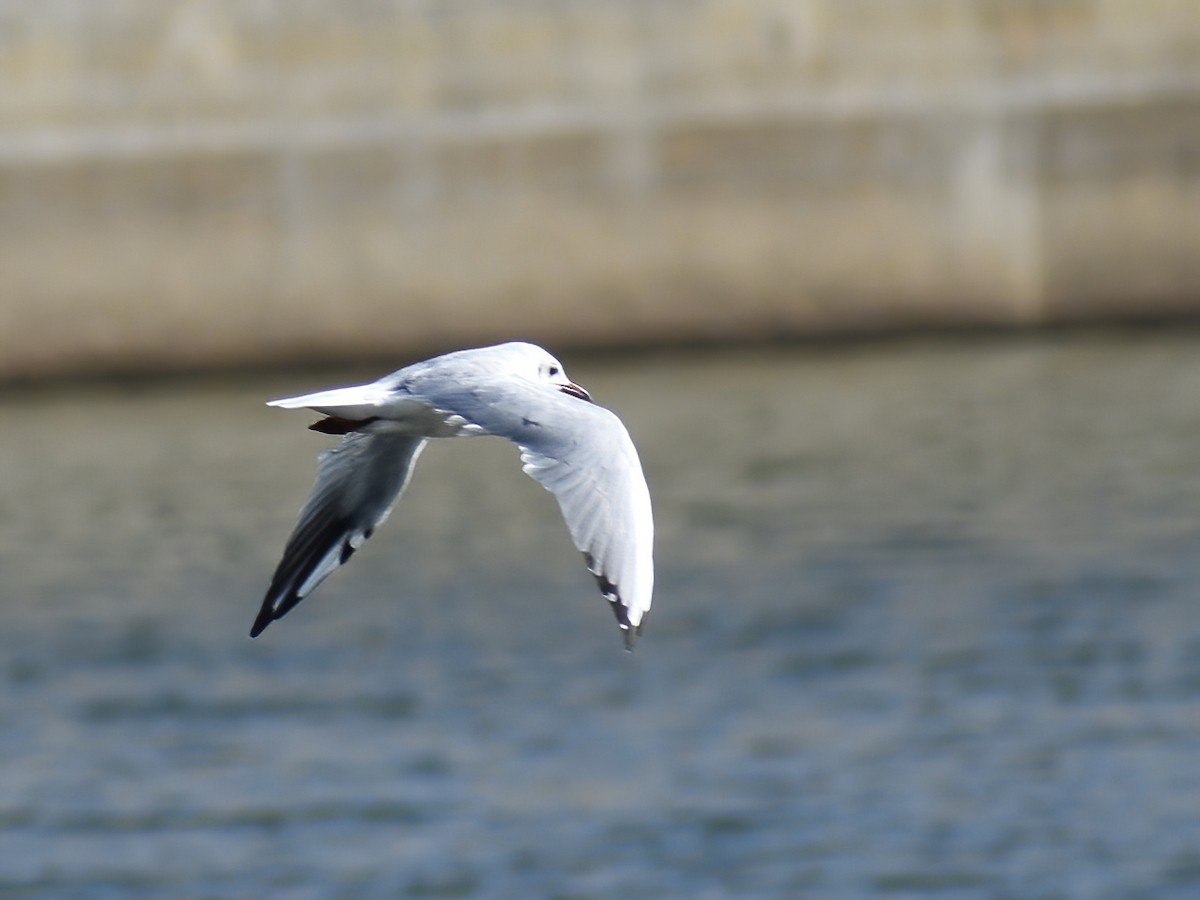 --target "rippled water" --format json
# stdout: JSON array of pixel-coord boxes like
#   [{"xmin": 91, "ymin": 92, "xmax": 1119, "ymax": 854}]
[{"xmin": 4, "ymin": 333, "xmax": 1200, "ymax": 898}]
